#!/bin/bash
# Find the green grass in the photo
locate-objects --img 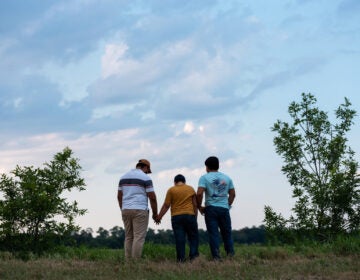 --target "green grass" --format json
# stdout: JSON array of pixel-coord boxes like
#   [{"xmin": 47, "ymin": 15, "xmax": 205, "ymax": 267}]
[{"xmin": 0, "ymin": 241, "xmax": 359, "ymax": 280}]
